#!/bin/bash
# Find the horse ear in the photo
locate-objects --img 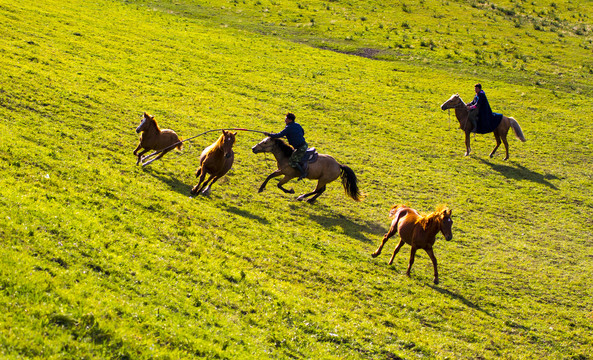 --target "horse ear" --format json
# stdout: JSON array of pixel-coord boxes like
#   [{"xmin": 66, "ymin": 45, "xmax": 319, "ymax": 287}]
[
  {"xmin": 233, "ymin": 132, "xmax": 237, "ymax": 136},
  {"xmin": 143, "ymin": 112, "xmax": 149, "ymax": 118}
]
